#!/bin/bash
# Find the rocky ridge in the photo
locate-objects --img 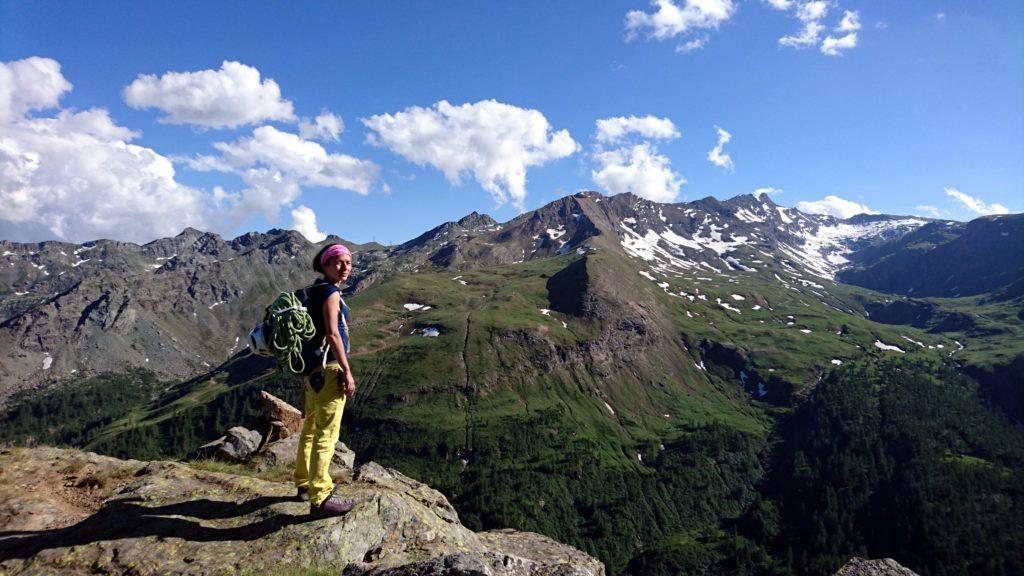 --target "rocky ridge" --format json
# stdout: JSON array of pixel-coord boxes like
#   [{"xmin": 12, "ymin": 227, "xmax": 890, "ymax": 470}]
[
  {"xmin": 0, "ymin": 446, "xmax": 604, "ymax": 575},
  {"xmin": 0, "ymin": 191, "xmax": 961, "ymax": 404}
]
